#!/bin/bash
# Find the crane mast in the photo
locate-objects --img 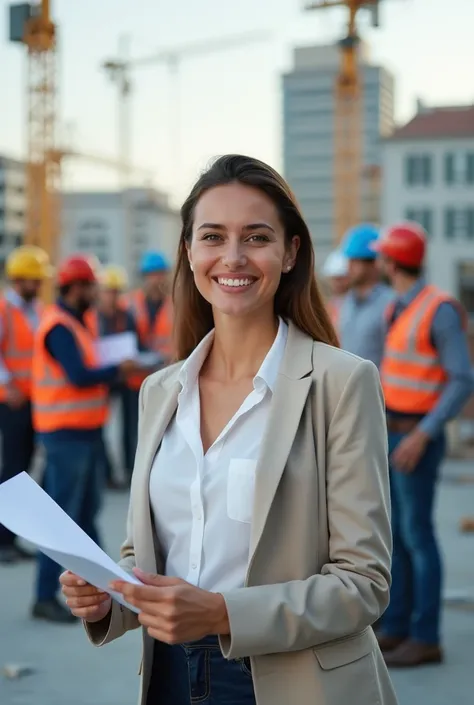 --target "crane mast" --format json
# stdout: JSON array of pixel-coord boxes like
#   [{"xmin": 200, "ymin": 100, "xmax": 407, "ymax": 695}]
[
  {"xmin": 304, "ymin": 0, "xmax": 382, "ymax": 244},
  {"xmin": 10, "ymin": 0, "xmax": 59, "ymax": 302}
]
